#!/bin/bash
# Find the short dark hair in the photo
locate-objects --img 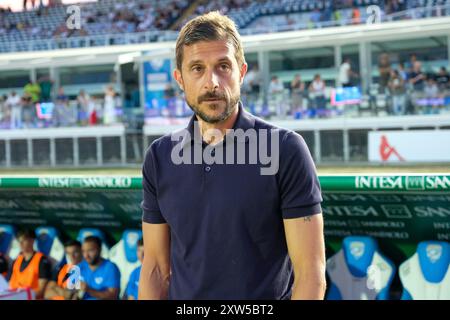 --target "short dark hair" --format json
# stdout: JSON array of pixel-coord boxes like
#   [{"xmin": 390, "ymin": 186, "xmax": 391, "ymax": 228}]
[
  {"xmin": 16, "ymin": 229, "xmax": 36, "ymax": 240},
  {"xmin": 83, "ymin": 236, "xmax": 102, "ymax": 249},
  {"xmin": 175, "ymin": 11, "xmax": 245, "ymax": 71},
  {"xmin": 137, "ymin": 238, "xmax": 144, "ymax": 247},
  {"xmin": 64, "ymin": 239, "xmax": 81, "ymax": 249}
]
